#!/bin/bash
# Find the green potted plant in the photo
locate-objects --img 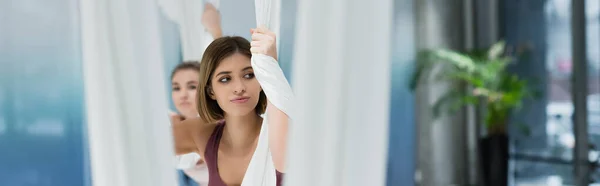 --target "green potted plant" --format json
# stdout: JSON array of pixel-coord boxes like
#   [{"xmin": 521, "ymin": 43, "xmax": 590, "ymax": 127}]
[{"xmin": 410, "ymin": 41, "xmax": 535, "ymax": 186}]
